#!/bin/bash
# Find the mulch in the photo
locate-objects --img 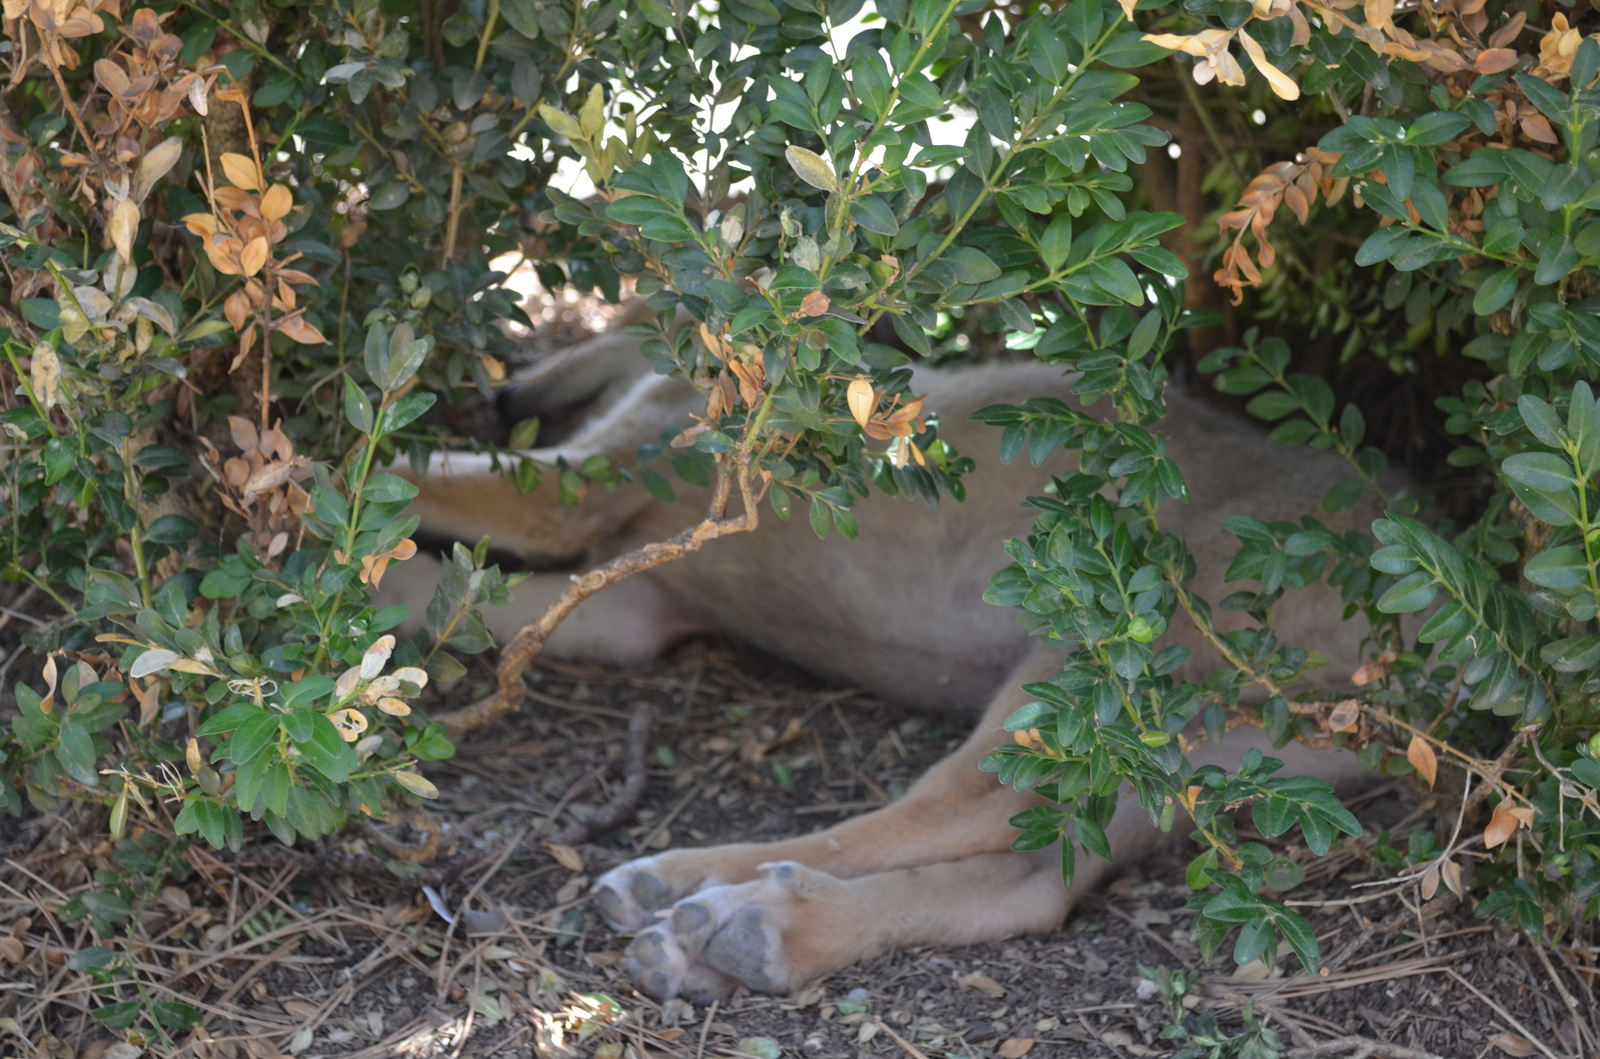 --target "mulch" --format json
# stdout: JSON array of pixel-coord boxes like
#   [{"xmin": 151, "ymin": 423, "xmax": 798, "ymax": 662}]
[{"xmin": 1, "ymin": 640, "xmax": 1594, "ymax": 1059}]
